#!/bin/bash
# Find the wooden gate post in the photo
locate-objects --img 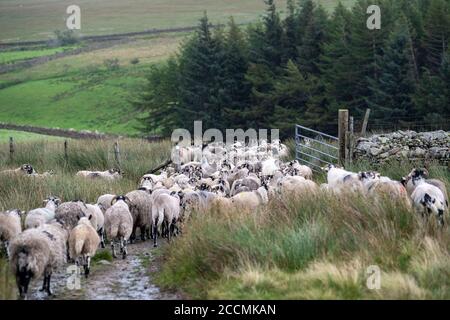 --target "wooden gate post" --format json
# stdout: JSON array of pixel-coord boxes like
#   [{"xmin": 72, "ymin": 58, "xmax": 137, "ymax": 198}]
[
  {"xmin": 361, "ymin": 108, "xmax": 371, "ymax": 136},
  {"xmin": 64, "ymin": 140, "xmax": 68, "ymax": 161},
  {"xmin": 338, "ymin": 109, "xmax": 349, "ymax": 167},
  {"xmin": 9, "ymin": 137, "xmax": 14, "ymax": 161}
]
